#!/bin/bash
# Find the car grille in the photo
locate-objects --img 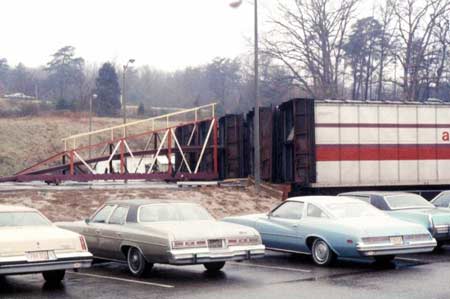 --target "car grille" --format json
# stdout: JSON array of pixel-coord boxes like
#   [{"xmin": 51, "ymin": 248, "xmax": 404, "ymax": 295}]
[{"xmin": 208, "ymin": 239, "xmax": 225, "ymax": 249}]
